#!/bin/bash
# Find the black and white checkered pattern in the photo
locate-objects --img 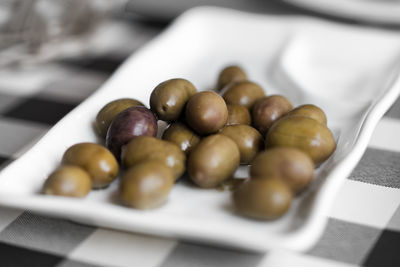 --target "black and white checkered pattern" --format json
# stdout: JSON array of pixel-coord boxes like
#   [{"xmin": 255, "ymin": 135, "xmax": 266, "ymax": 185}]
[{"xmin": 0, "ymin": 5, "xmax": 400, "ymax": 267}]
